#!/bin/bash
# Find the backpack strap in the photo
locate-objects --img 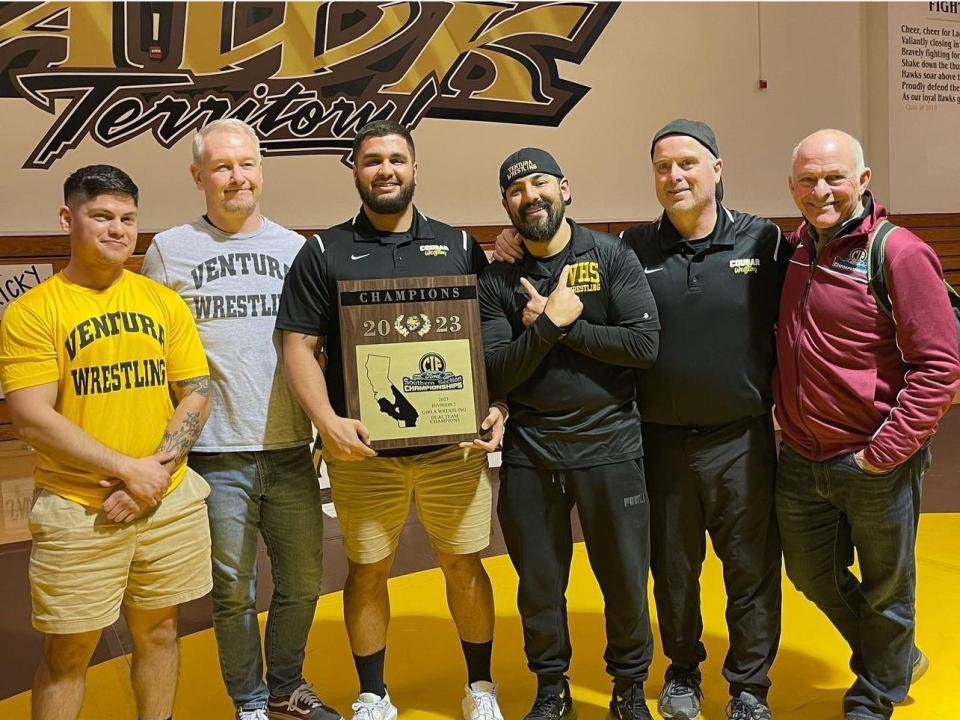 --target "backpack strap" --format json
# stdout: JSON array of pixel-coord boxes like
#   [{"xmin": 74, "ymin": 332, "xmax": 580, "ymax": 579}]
[
  {"xmin": 866, "ymin": 219, "xmax": 899, "ymax": 318},
  {"xmin": 867, "ymin": 219, "xmax": 960, "ymax": 324}
]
